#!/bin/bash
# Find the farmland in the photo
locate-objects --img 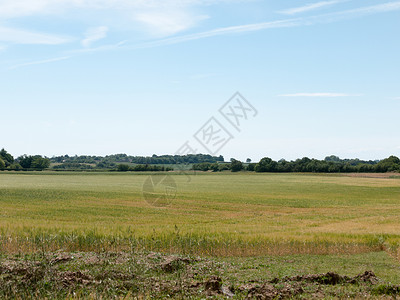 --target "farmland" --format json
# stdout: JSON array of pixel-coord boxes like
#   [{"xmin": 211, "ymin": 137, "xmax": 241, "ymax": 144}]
[{"xmin": 1, "ymin": 172, "xmax": 400, "ymax": 298}]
